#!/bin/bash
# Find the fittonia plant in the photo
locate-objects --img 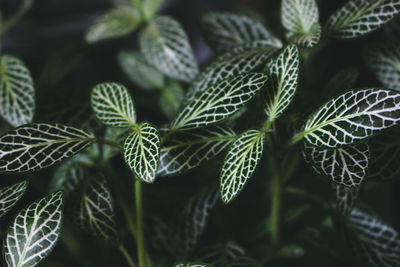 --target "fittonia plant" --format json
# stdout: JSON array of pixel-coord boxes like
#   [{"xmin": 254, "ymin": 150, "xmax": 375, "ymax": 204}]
[{"xmin": 0, "ymin": 0, "xmax": 400, "ymax": 266}]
